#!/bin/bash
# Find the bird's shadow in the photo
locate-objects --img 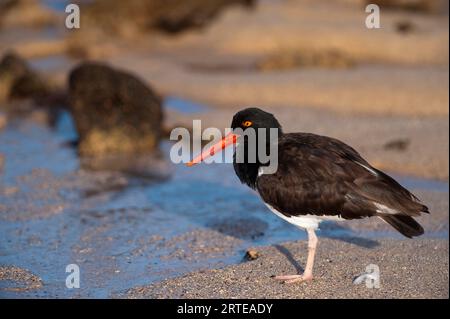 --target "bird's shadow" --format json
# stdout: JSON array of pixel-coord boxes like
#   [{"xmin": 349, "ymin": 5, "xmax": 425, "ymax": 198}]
[
  {"xmin": 319, "ymin": 221, "xmax": 380, "ymax": 249},
  {"xmin": 323, "ymin": 235, "xmax": 379, "ymax": 248},
  {"xmin": 273, "ymin": 223, "xmax": 379, "ymax": 272},
  {"xmin": 274, "ymin": 244, "xmax": 304, "ymax": 273}
]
